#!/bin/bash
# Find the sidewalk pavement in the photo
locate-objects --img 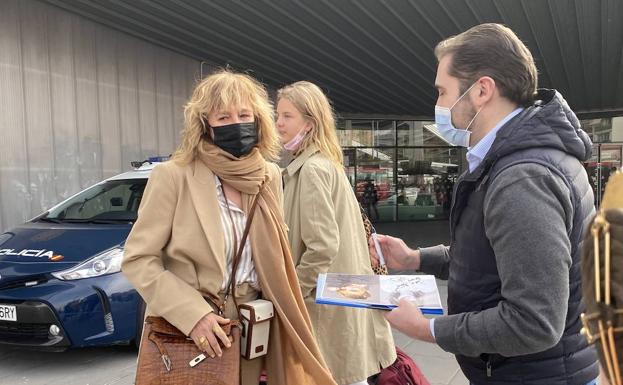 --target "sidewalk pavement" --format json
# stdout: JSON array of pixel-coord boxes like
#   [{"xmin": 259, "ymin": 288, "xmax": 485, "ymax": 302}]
[{"xmin": 375, "ymin": 220, "xmax": 468, "ymax": 385}]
